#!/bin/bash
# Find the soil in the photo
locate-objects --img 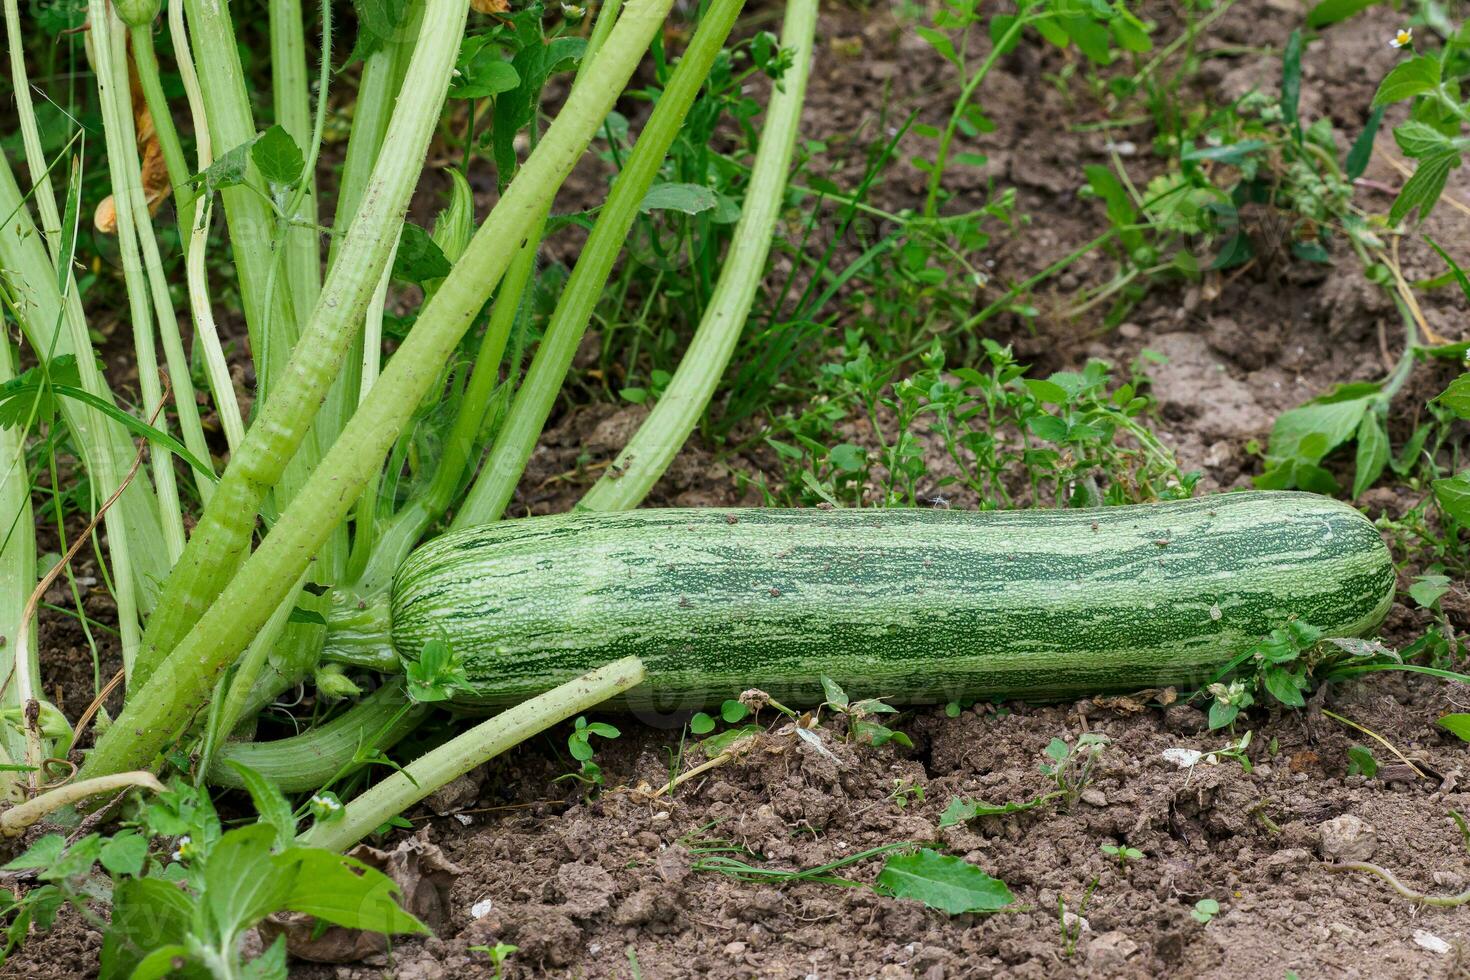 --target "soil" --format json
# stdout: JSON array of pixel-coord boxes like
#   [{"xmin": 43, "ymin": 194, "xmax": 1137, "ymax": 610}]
[{"xmin": 6, "ymin": 0, "xmax": 1470, "ymax": 977}]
